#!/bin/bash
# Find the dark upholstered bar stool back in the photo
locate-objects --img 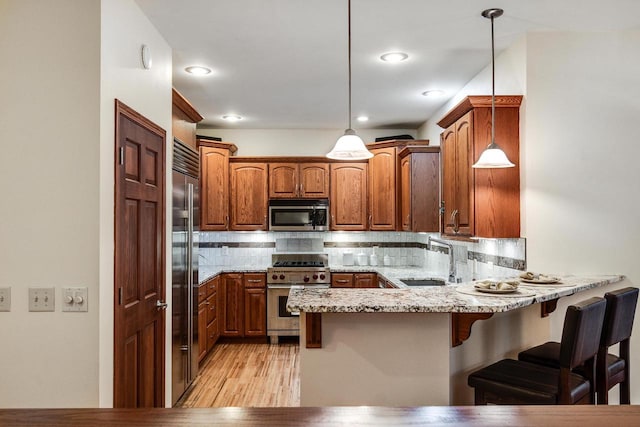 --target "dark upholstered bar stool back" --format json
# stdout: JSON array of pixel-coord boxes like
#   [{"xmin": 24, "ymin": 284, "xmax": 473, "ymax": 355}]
[
  {"xmin": 468, "ymin": 297, "xmax": 606, "ymax": 405},
  {"xmin": 519, "ymin": 287, "xmax": 638, "ymax": 404}
]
